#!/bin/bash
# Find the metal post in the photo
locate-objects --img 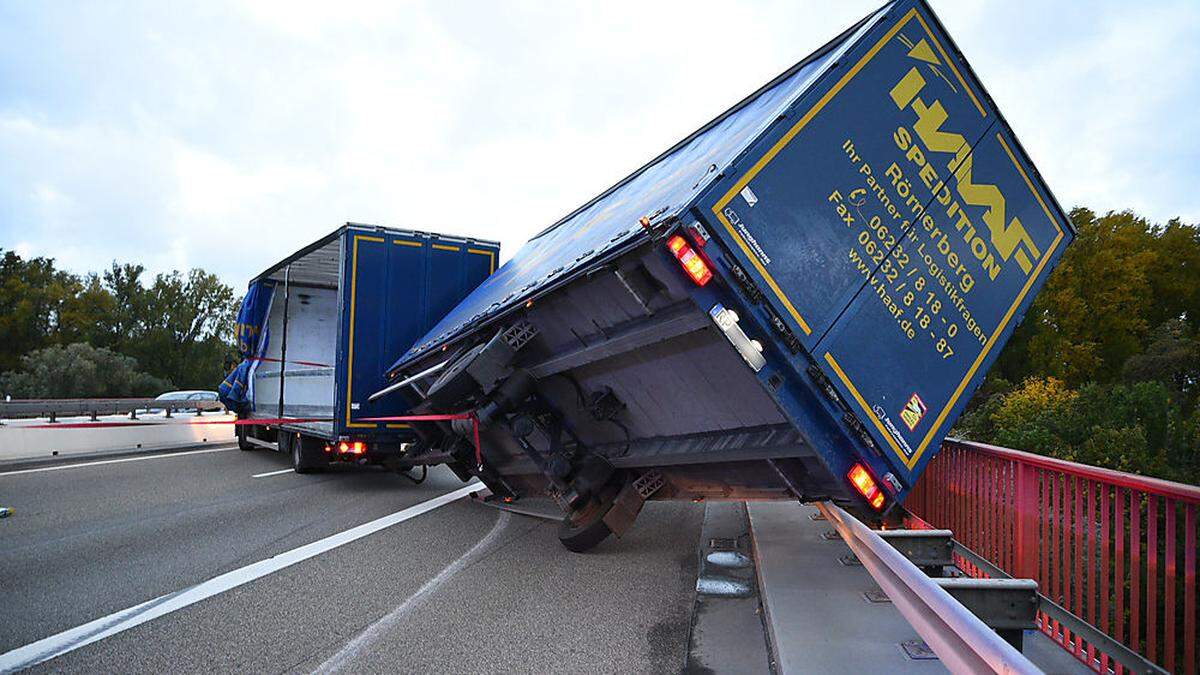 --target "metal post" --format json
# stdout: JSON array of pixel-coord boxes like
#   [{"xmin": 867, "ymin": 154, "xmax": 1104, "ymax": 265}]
[
  {"xmin": 1013, "ymin": 461, "xmax": 1038, "ymax": 579},
  {"xmin": 278, "ymin": 264, "xmax": 290, "ymax": 421}
]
